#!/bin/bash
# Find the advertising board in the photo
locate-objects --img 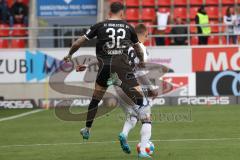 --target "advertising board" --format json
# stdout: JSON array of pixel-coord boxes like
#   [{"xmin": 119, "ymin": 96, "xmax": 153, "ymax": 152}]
[
  {"xmin": 196, "ymin": 71, "xmax": 240, "ymax": 96},
  {"xmin": 37, "ymin": 0, "xmax": 97, "ymax": 17}
]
